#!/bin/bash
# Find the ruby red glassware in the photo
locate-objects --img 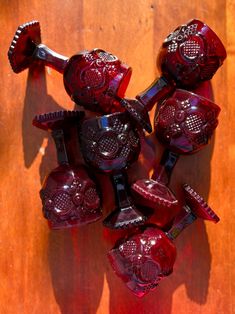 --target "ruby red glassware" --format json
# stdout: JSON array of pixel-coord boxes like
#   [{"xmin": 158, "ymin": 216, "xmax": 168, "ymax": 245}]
[
  {"xmin": 8, "ymin": 21, "xmax": 153, "ymax": 132},
  {"xmin": 108, "ymin": 184, "xmax": 219, "ymax": 297},
  {"xmin": 8, "ymin": 20, "xmax": 130, "ymax": 113},
  {"xmin": 131, "ymin": 89, "xmax": 220, "ymax": 221},
  {"xmin": 33, "ymin": 110, "xmax": 102, "ymax": 229},
  {"xmin": 121, "ymin": 19, "xmax": 226, "ymax": 123},
  {"xmin": 79, "ymin": 111, "xmax": 148, "ymax": 229}
]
